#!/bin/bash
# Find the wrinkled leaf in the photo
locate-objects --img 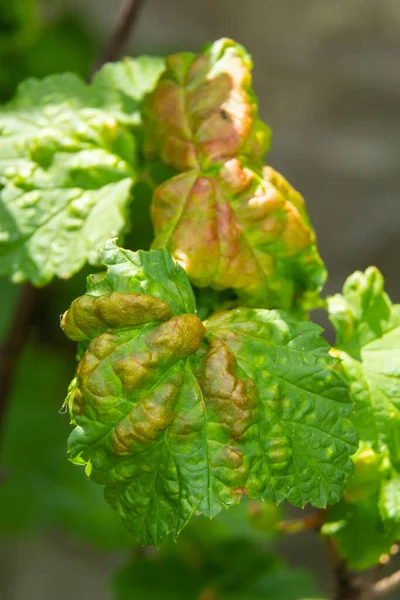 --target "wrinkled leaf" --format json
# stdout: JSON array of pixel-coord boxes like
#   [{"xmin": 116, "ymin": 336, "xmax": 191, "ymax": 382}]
[
  {"xmin": 151, "ymin": 161, "xmax": 326, "ymax": 309},
  {"xmin": 205, "ymin": 308, "xmax": 356, "ymax": 507},
  {"xmin": 144, "ymin": 39, "xmax": 325, "ymax": 309},
  {"xmin": 84, "ymin": 238, "xmax": 196, "ymax": 315},
  {"xmin": 0, "ymin": 56, "xmax": 164, "ymax": 286},
  {"xmin": 62, "ymin": 241, "xmax": 355, "ymax": 546},
  {"xmin": 324, "ymin": 267, "xmax": 400, "ymax": 569},
  {"xmin": 143, "ymin": 38, "xmax": 271, "ymax": 172},
  {"xmin": 0, "ymin": 74, "xmax": 135, "ymax": 284}
]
